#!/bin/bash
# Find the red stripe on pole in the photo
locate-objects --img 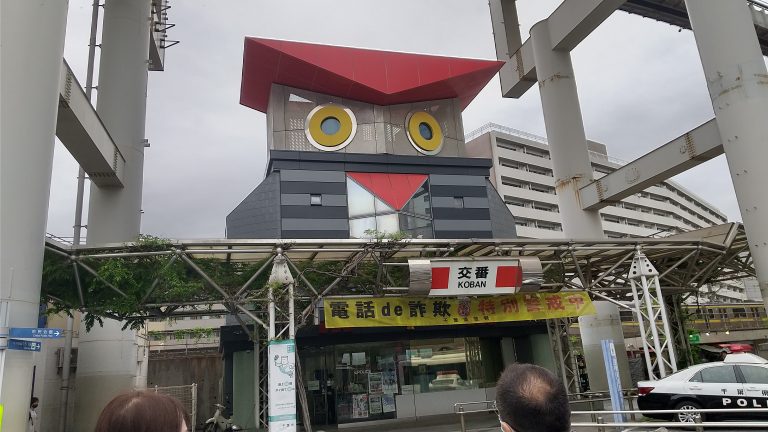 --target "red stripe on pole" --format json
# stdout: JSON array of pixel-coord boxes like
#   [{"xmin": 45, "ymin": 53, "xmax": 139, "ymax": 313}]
[
  {"xmin": 495, "ymin": 266, "xmax": 522, "ymax": 288},
  {"xmin": 431, "ymin": 267, "xmax": 450, "ymax": 289}
]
